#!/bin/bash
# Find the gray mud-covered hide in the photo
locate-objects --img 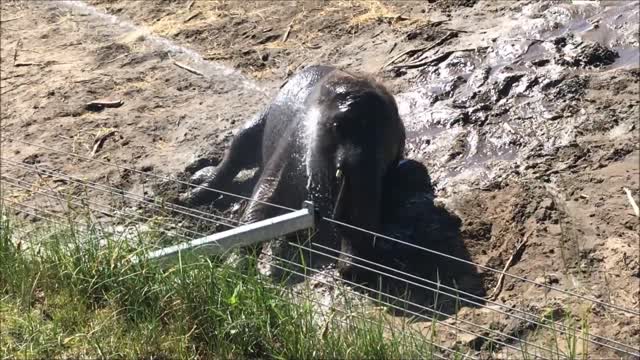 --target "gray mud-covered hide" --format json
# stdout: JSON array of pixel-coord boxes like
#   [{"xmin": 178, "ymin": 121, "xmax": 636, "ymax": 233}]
[{"xmin": 181, "ymin": 65, "xmax": 406, "ymax": 274}]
